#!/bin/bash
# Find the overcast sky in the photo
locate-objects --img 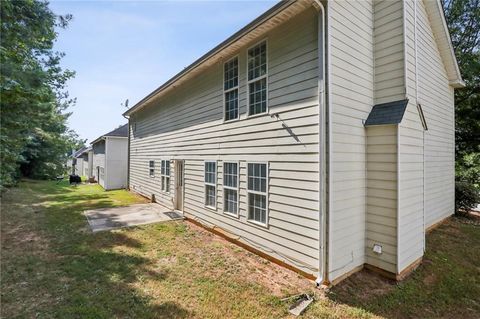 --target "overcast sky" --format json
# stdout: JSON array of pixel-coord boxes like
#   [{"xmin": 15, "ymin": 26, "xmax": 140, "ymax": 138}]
[{"xmin": 50, "ymin": 0, "xmax": 277, "ymax": 143}]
